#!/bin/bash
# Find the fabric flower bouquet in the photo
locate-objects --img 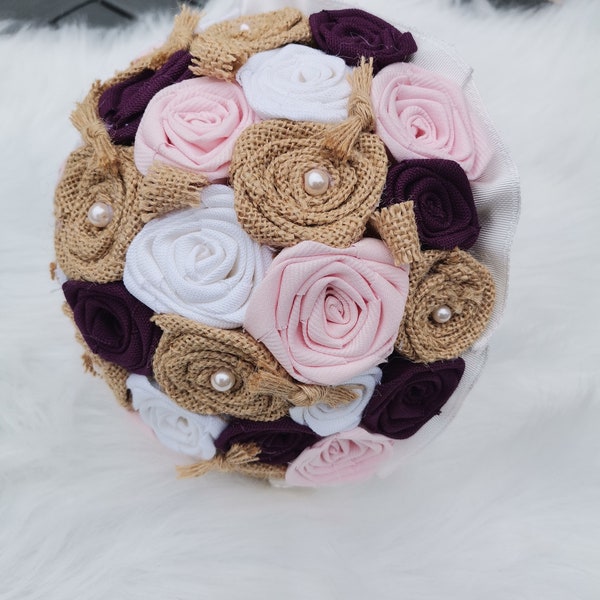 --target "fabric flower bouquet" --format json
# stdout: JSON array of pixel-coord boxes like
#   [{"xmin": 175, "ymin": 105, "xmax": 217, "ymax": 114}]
[{"xmin": 52, "ymin": 2, "xmax": 519, "ymax": 488}]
